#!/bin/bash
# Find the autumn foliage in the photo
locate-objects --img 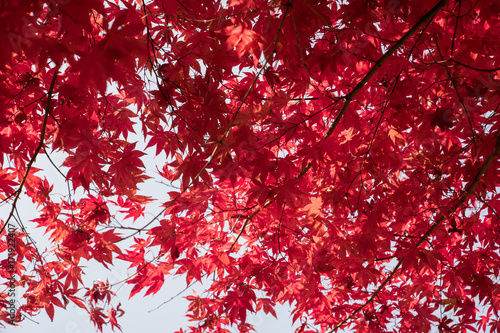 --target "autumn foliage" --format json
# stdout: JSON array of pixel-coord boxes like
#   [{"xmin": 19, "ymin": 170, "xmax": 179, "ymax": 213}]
[{"xmin": 2, "ymin": 0, "xmax": 500, "ymax": 332}]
